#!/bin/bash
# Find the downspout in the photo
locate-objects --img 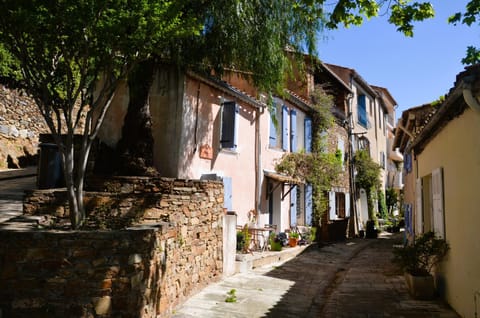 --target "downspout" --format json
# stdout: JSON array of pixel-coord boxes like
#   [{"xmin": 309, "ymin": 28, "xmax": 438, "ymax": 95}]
[
  {"xmin": 462, "ymin": 75, "xmax": 480, "ymax": 113},
  {"xmin": 193, "ymin": 82, "xmax": 201, "ymax": 154},
  {"xmin": 346, "ymin": 91, "xmax": 359, "ymax": 236},
  {"xmin": 255, "ymin": 106, "xmax": 265, "ymax": 220}
]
